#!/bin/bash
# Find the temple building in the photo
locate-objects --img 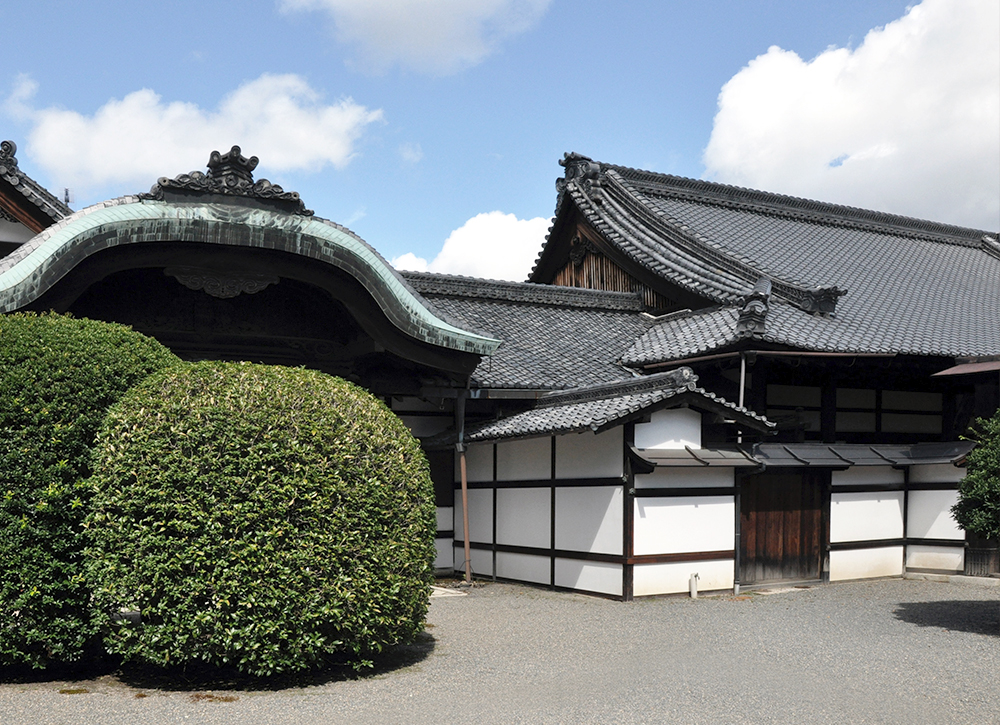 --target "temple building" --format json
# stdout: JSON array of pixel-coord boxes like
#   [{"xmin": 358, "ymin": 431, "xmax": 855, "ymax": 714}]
[{"xmin": 2, "ymin": 143, "xmax": 997, "ymax": 599}]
